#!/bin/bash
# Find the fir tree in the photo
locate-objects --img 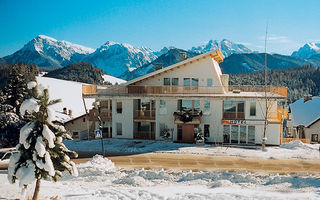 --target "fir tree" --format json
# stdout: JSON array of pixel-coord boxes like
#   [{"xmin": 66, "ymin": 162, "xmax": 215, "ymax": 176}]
[{"xmin": 8, "ymin": 81, "xmax": 78, "ymax": 200}]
